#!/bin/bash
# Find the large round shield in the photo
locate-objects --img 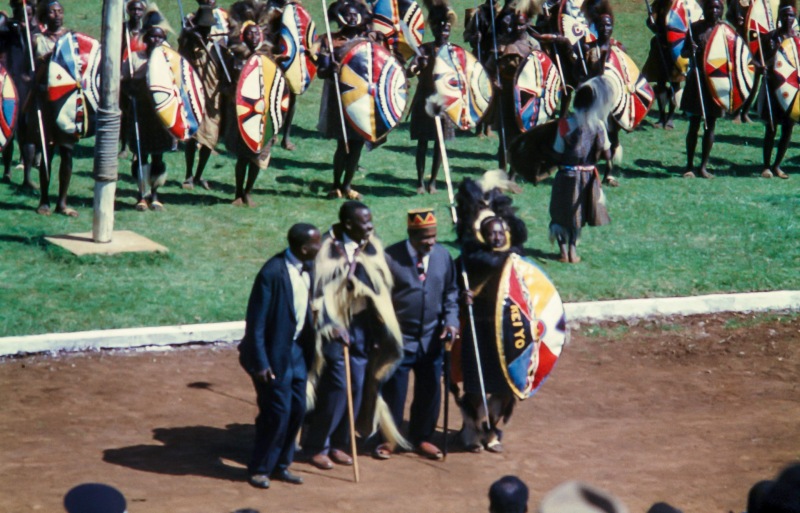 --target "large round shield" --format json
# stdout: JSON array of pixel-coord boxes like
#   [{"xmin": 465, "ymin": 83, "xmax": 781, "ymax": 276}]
[
  {"xmin": 210, "ymin": 7, "xmax": 230, "ymax": 45},
  {"xmin": 514, "ymin": 50, "xmax": 562, "ymax": 132},
  {"xmin": 704, "ymin": 23, "xmax": 755, "ymax": 114},
  {"xmin": 0, "ymin": 63, "xmax": 19, "ymax": 152},
  {"xmin": 432, "ymin": 43, "xmax": 492, "ymax": 130},
  {"xmin": 745, "ymin": 0, "xmax": 776, "ymax": 56},
  {"xmin": 277, "ymin": 3, "xmax": 318, "ymax": 95},
  {"xmin": 665, "ymin": 0, "xmax": 704, "ymax": 74},
  {"xmin": 604, "ymin": 46, "xmax": 655, "ymax": 131},
  {"xmin": 371, "ymin": 0, "xmax": 425, "ymax": 61},
  {"xmin": 147, "ymin": 45, "xmax": 206, "ymax": 142},
  {"xmin": 339, "ymin": 40, "xmax": 408, "ymax": 142},
  {"xmin": 771, "ymin": 35, "xmax": 800, "ymax": 122},
  {"xmin": 558, "ymin": 0, "xmax": 596, "ymax": 45},
  {"xmin": 47, "ymin": 32, "xmax": 101, "ymax": 138},
  {"xmin": 236, "ymin": 54, "xmax": 290, "ymax": 153},
  {"xmin": 495, "ymin": 254, "xmax": 567, "ymax": 400}
]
